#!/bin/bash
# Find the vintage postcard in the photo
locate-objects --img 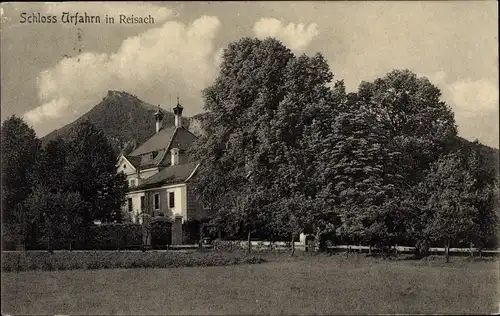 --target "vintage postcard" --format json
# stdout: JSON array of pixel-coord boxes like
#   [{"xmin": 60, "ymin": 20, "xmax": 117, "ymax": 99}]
[{"xmin": 1, "ymin": 1, "xmax": 499, "ymax": 315}]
